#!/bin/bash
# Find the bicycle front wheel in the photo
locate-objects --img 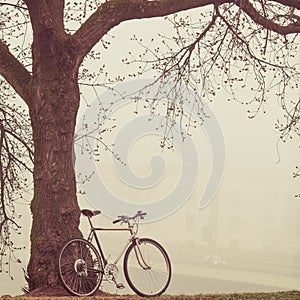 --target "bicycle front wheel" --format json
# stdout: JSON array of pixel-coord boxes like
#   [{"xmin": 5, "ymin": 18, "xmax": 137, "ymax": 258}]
[
  {"xmin": 124, "ymin": 238, "xmax": 171, "ymax": 297},
  {"xmin": 58, "ymin": 238, "xmax": 103, "ymax": 296}
]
